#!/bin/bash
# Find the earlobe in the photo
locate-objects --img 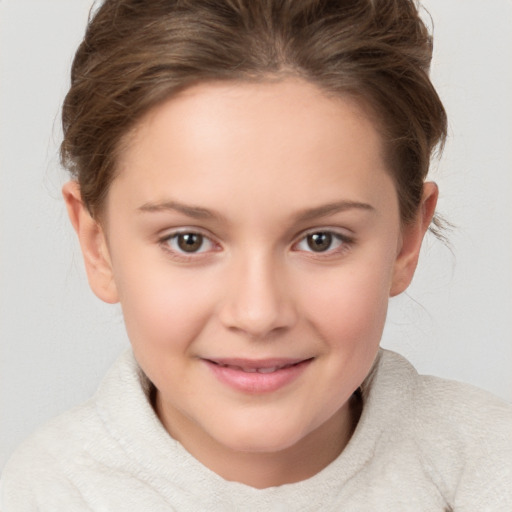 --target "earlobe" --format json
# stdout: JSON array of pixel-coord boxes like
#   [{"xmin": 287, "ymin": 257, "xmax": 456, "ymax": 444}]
[
  {"xmin": 390, "ymin": 182, "xmax": 438, "ymax": 297},
  {"xmin": 62, "ymin": 181, "xmax": 119, "ymax": 304}
]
